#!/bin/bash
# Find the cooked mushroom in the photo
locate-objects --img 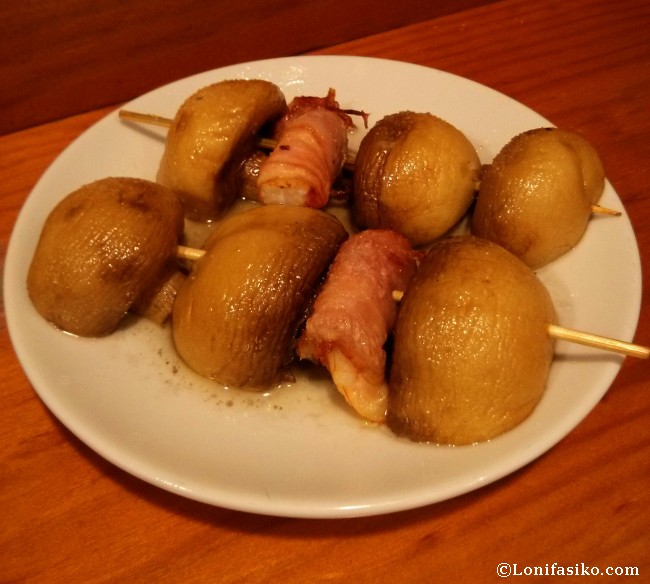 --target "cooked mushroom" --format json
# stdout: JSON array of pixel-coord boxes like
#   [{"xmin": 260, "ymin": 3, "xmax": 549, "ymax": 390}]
[
  {"xmin": 551, "ymin": 129, "xmax": 605, "ymax": 203},
  {"xmin": 27, "ymin": 177, "xmax": 184, "ymax": 336},
  {"xmin": 158, "ymin": 79, "xmax": 287, "ymax": 220},
  {"xmin": 471, "ymin": 127, "xmax": 606, "ymax": 268},
  {"xmin": 387, "ymin": 235, "xmax": 556, "ymax": 445},
  {"xmin": 172, "ymin": 204, "xmax": 348, "ymax": 389},
  {"xmin": 353, "ymin": 111, "xmax": 480, "ymax": 246}
]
